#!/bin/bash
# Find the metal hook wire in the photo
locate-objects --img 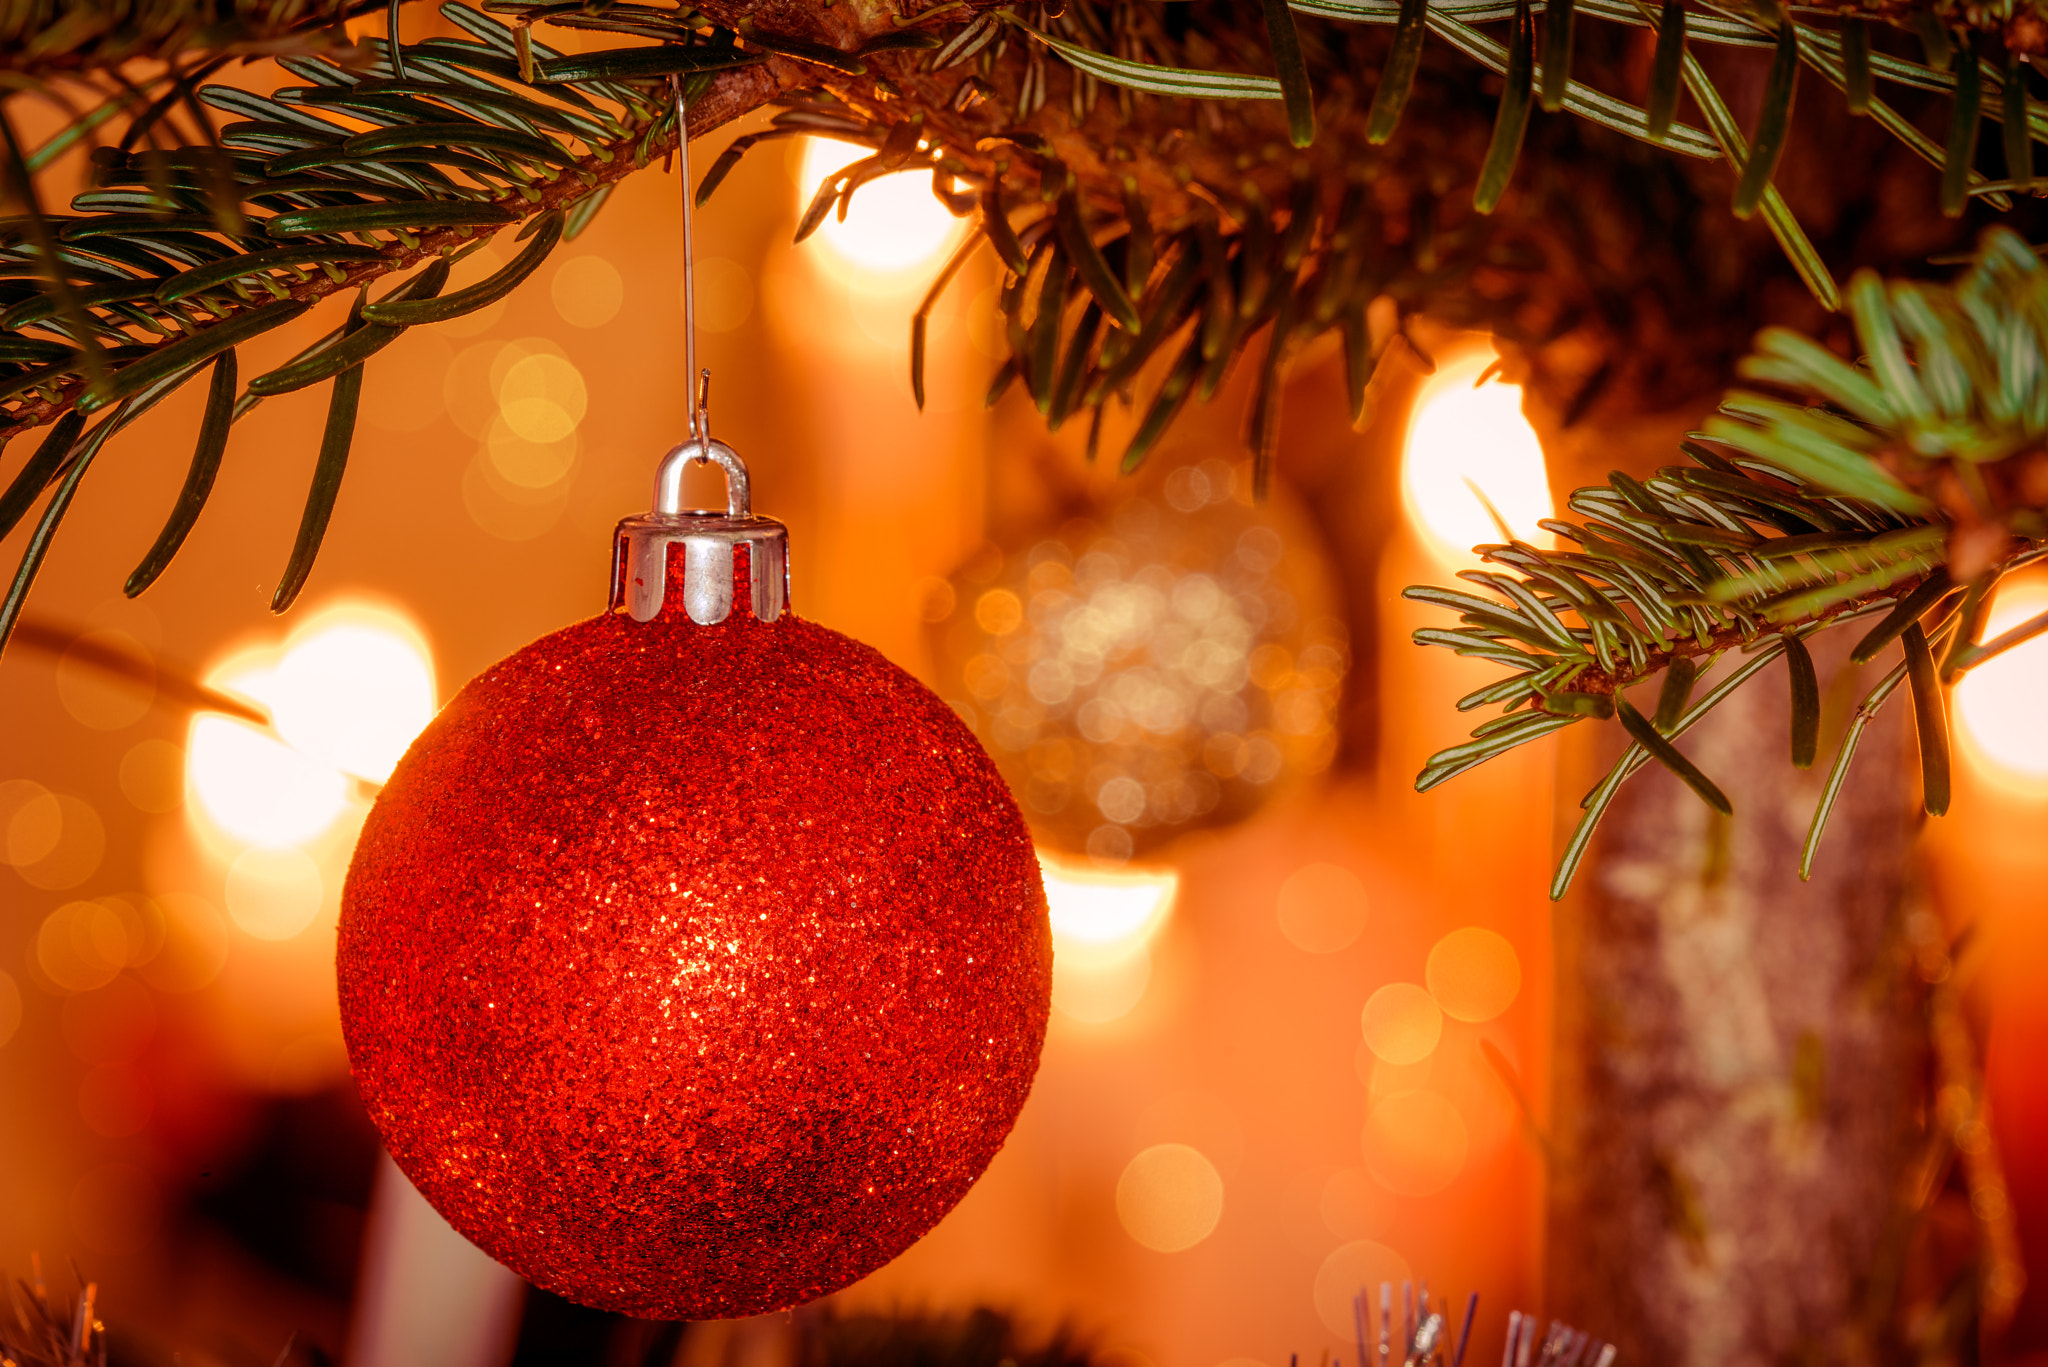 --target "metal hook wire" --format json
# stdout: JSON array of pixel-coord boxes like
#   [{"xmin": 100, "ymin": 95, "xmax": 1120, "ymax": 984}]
[{"xmin": 670, "ymin": 74, "xmax": 706, "ymax": 445}]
